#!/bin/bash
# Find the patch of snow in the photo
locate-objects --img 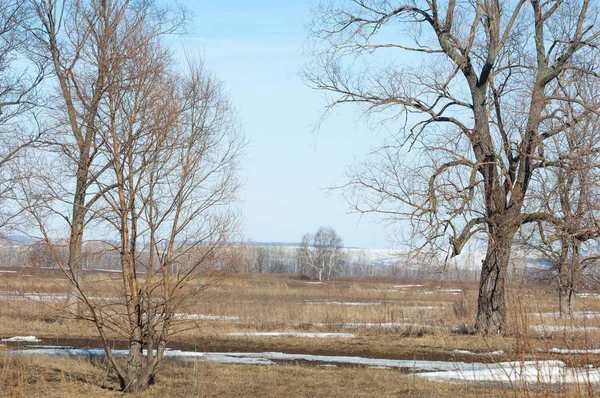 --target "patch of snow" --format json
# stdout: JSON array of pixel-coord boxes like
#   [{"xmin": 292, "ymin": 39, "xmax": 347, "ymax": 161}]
[
  {"xmin": 305, "ymin": 282, "xmax": 323, "ymax": 285},
  {"xmin": 532, "ymin": 311, "xmax": 600, "ymax": 319},
  {"xmin": 416, "ymin": 360, "xmax": 600, "ymax": 385},
  {"xmin": 452, "ymin": 350, "xmax": 504, "ymax": 356},
  {"xmin": 549, "ymin": 348, "xmax": 600, "ymax": 355},
  {"xmin": 531, "ymin": 325, "xmax": 600, "ymax": 333},
  {"xmin": 2, "ymin": 336, "xmax": 41, "ymax": 342},
  {"xmin": 440, "ymin": 289, "xmax": 463, "ymax": 293},
  {"xmin": 393, "ymin": 285, "xmax": 424, "ymax": 288},
  {"xmin": 0, "ymin": 270, "xmax": 17, "ymax": 273},
  {"xmin": 16, "ymin": 348, "xmax": 600, "ymax": 385},
  {"xmin": 305, "ymin": 301, "xmax": 380, "ymax": 306},
  {"xmin": 423, "ymin": 291, "xmax": 434, "ymax": 295},
  {"xmin": 228, "ymin": 332, "xmax": 356, "ymax": 339},
  {"xmin": 578, "ymin": 293, "xmax": 600, "ymax": 299},
  {"xmin": 173, "ymin": 313, "xmax": 239, "ymax": 321}
]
